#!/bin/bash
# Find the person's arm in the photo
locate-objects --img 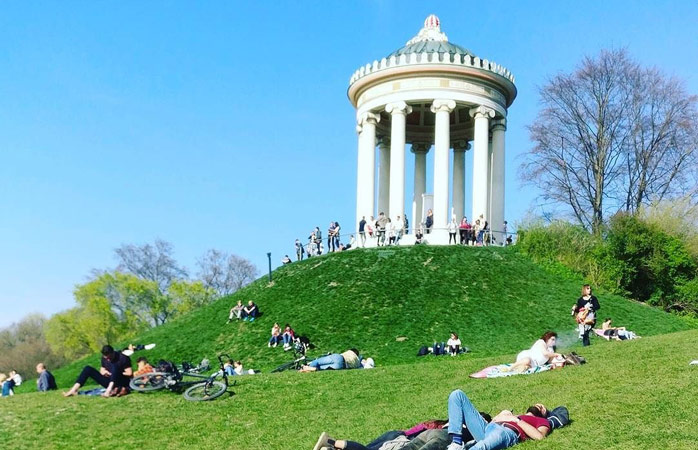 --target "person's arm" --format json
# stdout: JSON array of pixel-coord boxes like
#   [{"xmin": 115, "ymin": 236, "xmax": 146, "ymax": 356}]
[
  {"xmin": 593, "ymin": 296, "xmax": 601, "ymax": 311},
  {"xmin": 101, "ymin": 381, "xmax": 115, "ymax": 397},
  {"xmin": 123, "ymin": 366, "xmax": 133, "ymax": 377},
  {"xmin": 37, "ymin": 372, "xmax": 47, "ymax": 392},
  {"xmin": 516, "ymin": 418, "xmax": 549, "ymax": 440}
]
